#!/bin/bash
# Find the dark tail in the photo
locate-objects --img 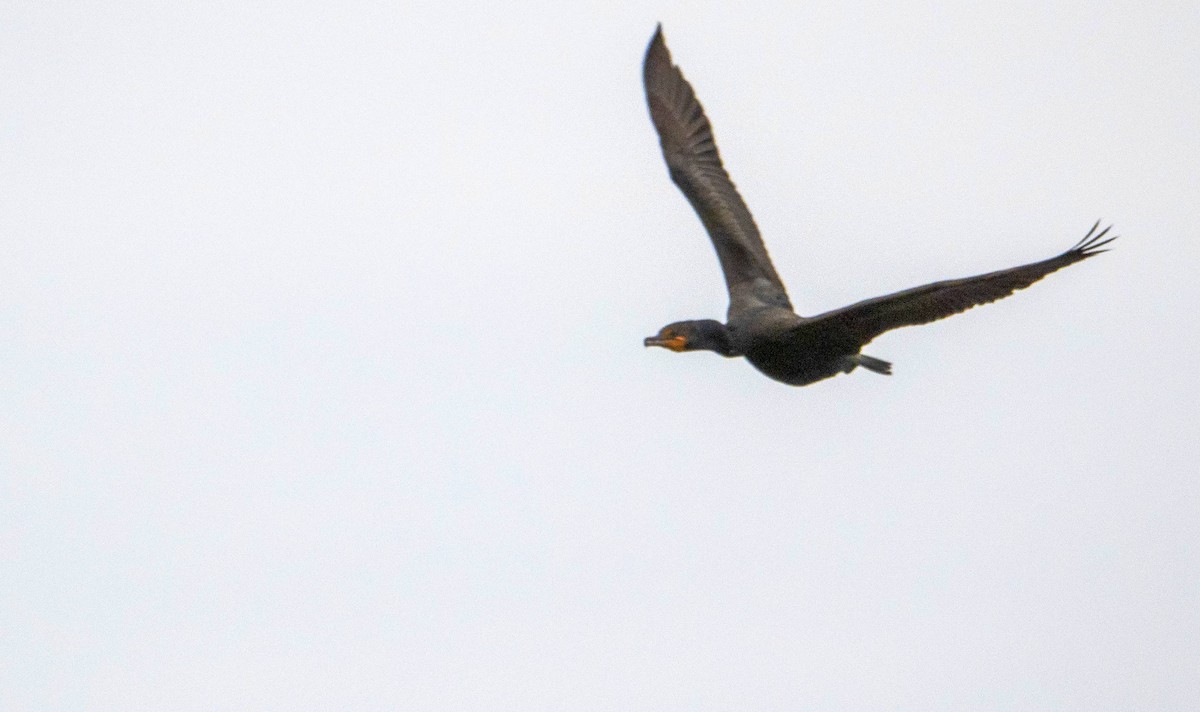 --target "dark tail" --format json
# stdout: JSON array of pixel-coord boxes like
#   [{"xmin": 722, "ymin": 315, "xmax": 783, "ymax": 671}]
[{"xmin": 855, "ymin": 354, "xmax": 892, "ymax": 375}]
